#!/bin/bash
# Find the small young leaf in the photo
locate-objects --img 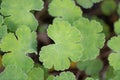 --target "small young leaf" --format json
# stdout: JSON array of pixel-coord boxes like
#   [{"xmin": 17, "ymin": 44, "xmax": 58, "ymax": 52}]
[
  {"xmin": 1, "ymin": 0, "xmax": 43, "ymax": 32},
  {"xmin": 27, "ymin": 67, "xmax": 44, "ymax": 80},
  {"xmin": 73, "ymin": 18, "xmax": 105, "ymax": 61},
  {"xmin": 54, "ymin": 71, "xmax": 76, "ymax": 80},
  {"xmin": 76, "ymin": 0, "xmax": 102, "ymax": 9},
  {"xmin": 40, "ymin": 18, "xmax": 83, "ymax": 70},
  {"xmin": 48, "ymin": 0, "xmax": 82, "ymax": 23},
  {"xmin": 0, "ymin": 65, "xmax": 28, "ymax": 80},
  {"xmin": 0, "ymin": 26, "xmax": 37, "ymax": 72},
  {"xmin": 47, "ymin": 71, "xmax": 76, "ymax": 80}
]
